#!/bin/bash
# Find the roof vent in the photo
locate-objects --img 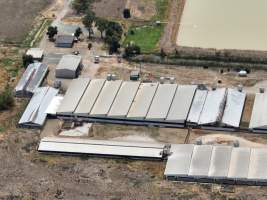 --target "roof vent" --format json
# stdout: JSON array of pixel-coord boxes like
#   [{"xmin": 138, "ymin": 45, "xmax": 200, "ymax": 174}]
[{"xmin": 259, "ymin": 88, "xmax": 265, "ymax": 93}]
